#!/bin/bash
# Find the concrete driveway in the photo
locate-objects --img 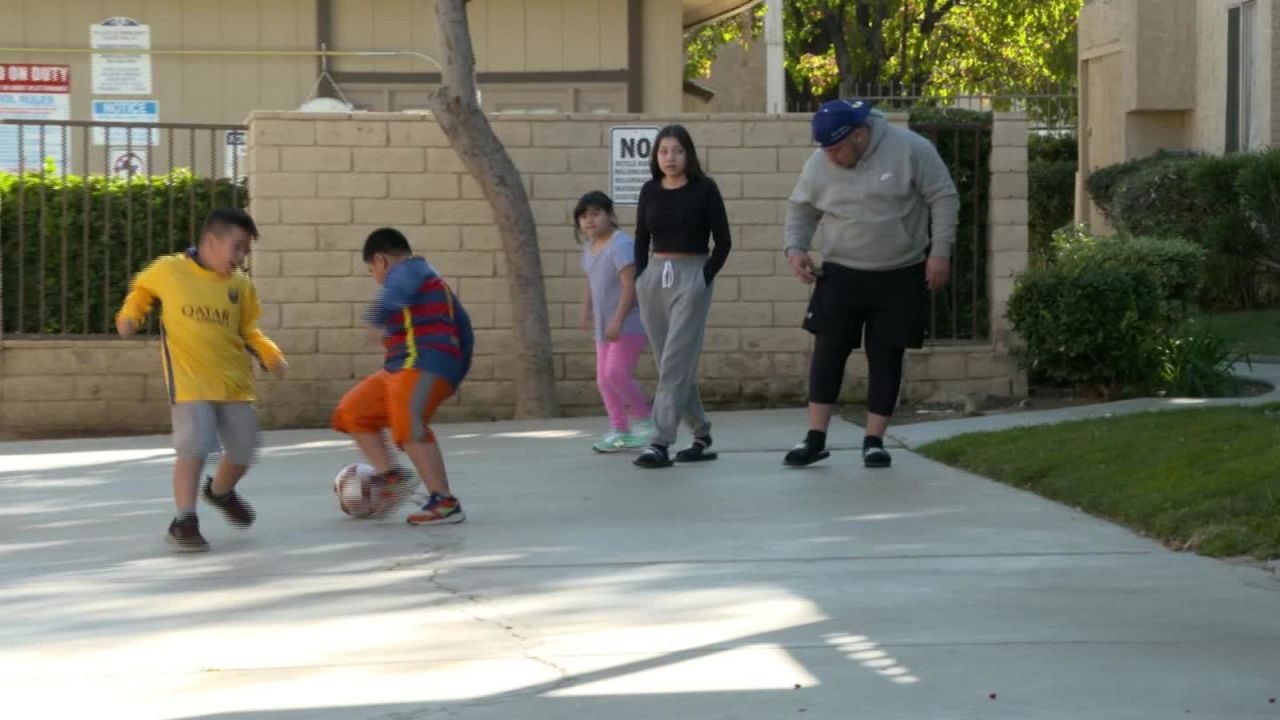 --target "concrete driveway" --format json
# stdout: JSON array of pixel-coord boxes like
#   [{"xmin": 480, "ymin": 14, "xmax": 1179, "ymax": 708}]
[{"xmin": 2, "ymin": 408, "xmax": 1278, "ymax": 719}]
